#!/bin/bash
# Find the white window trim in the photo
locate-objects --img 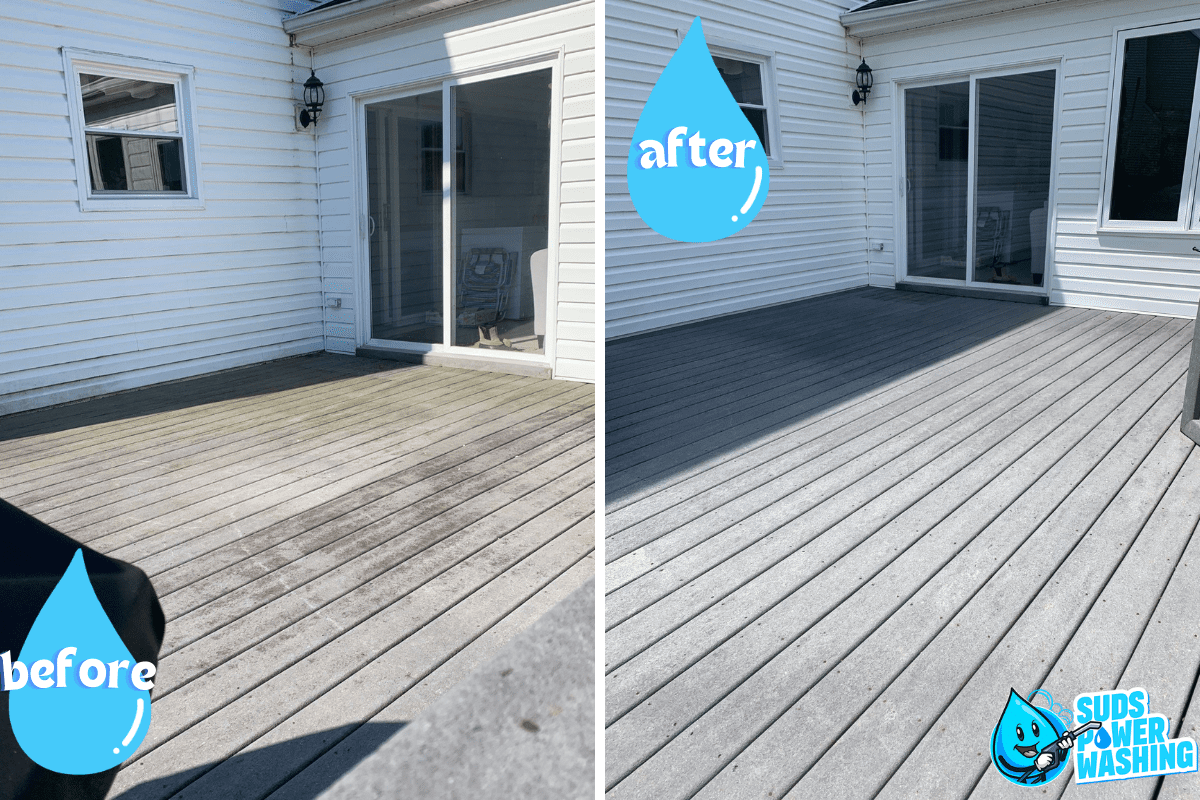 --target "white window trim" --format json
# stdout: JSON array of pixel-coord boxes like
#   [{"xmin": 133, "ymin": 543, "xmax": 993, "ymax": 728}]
[
  {"xmin": 62, "ymin": 48, "xmax": 204, "ymax": 212},
  {"xmin": 676, "ymin": 29, "xmax": 783, "ymax": 169},
  {"xmin": 1098, "ymin": 19, "xmax": 1200, "ymax": 235}
]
